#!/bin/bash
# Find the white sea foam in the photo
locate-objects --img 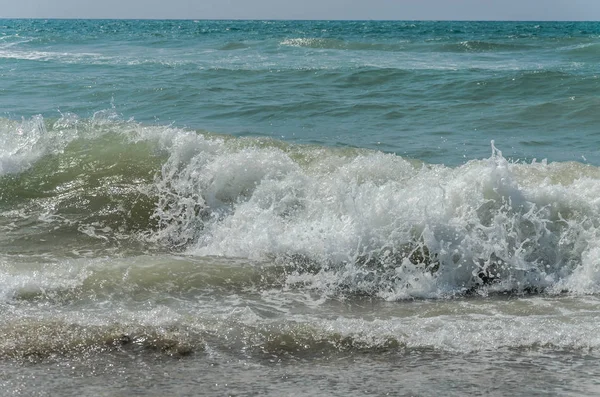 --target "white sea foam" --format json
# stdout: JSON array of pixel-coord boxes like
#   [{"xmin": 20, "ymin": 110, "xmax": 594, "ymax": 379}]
[
  {"xmin": 0, "ymin": 114, "xmax": 85, "ymax": 175},
  {"xmin": 0, "ymin": 116, "xmax": 51, "ymax": 175},
  {"xmin": 0, "ymin": 49, "xmax": 113, "ymax": 64},
  {"xmin": 151, "ymin": 130, "xmax": 600, "ymax": 298}
]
